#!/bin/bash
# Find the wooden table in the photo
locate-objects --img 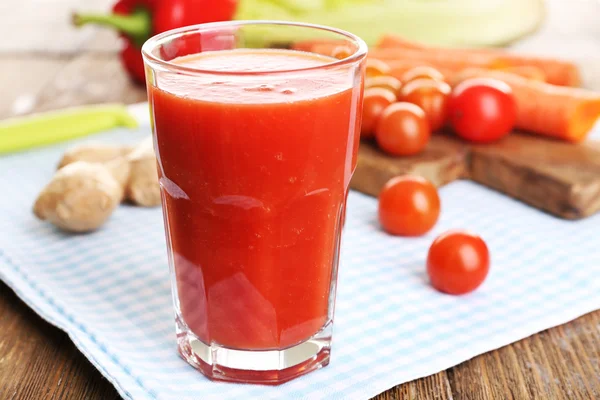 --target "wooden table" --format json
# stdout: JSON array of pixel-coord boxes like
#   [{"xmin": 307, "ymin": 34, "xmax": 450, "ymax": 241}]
[{"xmin": 1, "ymin": 1, "xmax": 599, "ymax": 398}]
